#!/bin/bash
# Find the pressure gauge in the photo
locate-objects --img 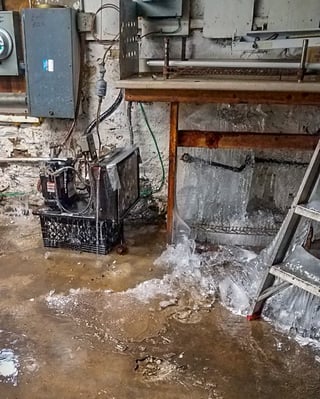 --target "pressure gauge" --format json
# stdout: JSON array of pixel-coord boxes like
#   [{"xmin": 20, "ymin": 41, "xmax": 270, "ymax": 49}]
[{"xmin": 0, "ymin": 28, "xmax": 13, "ymax": 61}]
